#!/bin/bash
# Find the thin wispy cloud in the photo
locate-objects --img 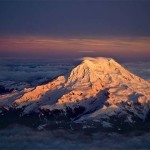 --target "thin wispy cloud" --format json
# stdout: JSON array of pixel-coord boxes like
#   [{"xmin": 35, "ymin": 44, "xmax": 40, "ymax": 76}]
[{"xmin": 78, "ymin": 50, "xmax": 96, "ymax": 53}]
